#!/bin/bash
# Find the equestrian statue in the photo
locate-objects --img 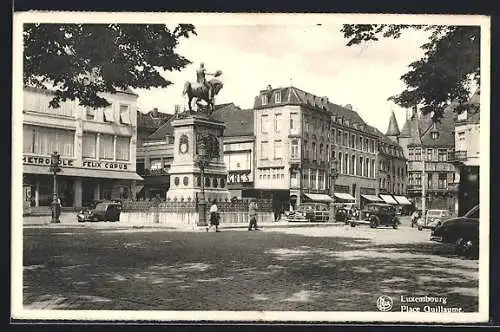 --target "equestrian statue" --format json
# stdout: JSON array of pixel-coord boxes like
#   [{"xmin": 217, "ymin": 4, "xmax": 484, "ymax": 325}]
[{"xmin": 183, "ymin": 62, "xmax": 224, "ymax": 116}]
